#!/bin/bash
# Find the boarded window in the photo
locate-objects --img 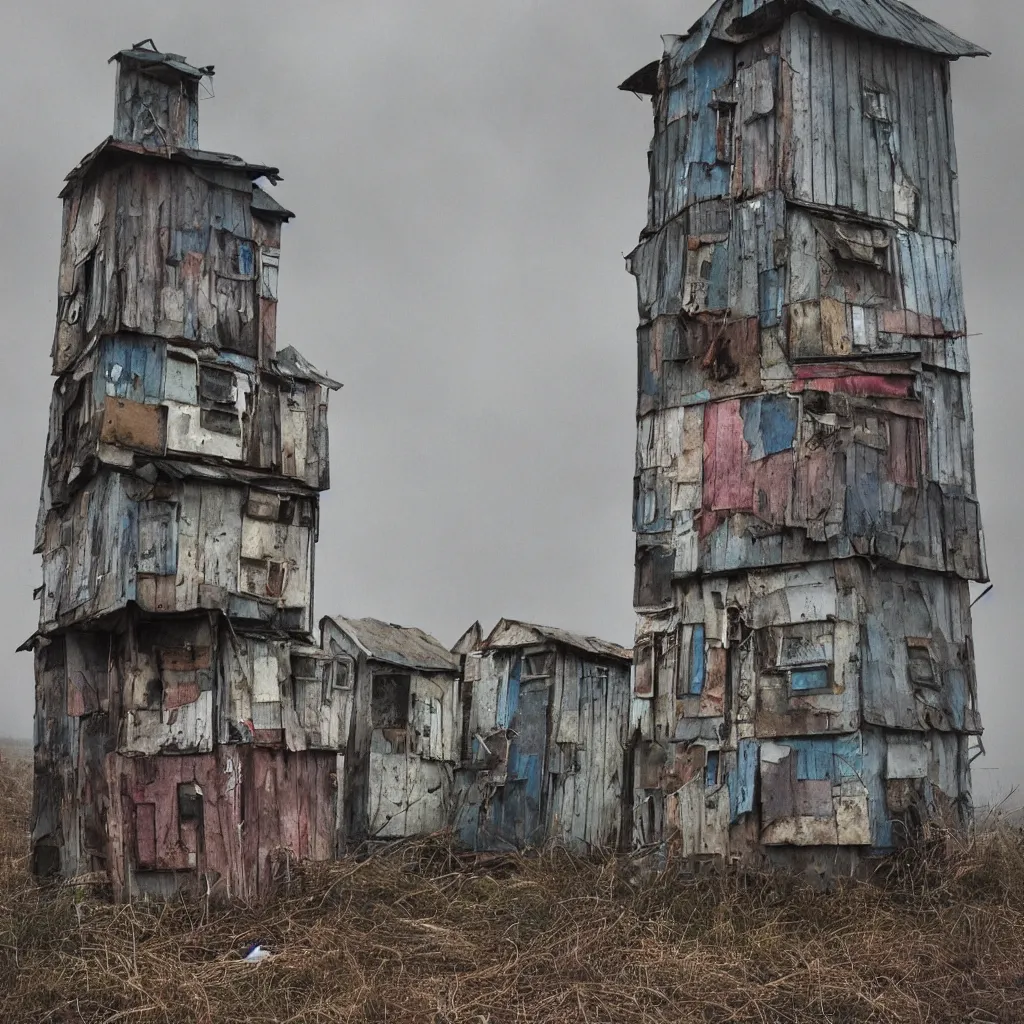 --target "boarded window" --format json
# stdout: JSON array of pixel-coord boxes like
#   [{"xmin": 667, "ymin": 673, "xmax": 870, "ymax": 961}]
[
  {"xmin": 164, "ymin": 352, "xmax": 198, "ymax": 404},
  {"xmin": 633, "ymin": 639, "xmax": 654, "ymax": 698},
  {"xmin": 246, "ymin": 489, "xmax": 281, "ymax": 521},
  {"xmin": 260, "ymin": 248, "xmax": 280, "ymax": 300},
  {"xmin": 138, "ymin": 501, "xmax": 178, "ymax": 575},
  {"xmin": 135, "ymin": 803, "xmax": 157, "ymax": 867},
  {"xmin": 198, "ymin": 366, "xmax": 241, "ymax": 436},
  {"xmin": 372, "ymin": 674, "xmax": 410, "ymax": 730},
  {"xmin": 907, "ymin": 641, "xmax": 937, "ymax": 689}
]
